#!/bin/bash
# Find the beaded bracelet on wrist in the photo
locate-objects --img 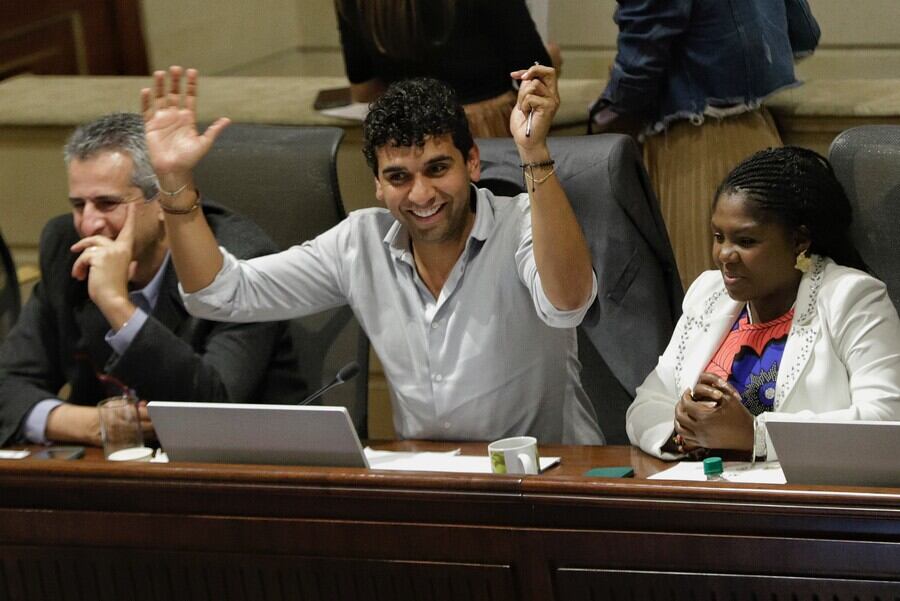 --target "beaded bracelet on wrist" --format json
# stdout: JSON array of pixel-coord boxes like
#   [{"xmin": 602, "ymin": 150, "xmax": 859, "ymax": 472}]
[{"xmin": 520, "ymin": 159, "xmax": 556, "ymax": 192}]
